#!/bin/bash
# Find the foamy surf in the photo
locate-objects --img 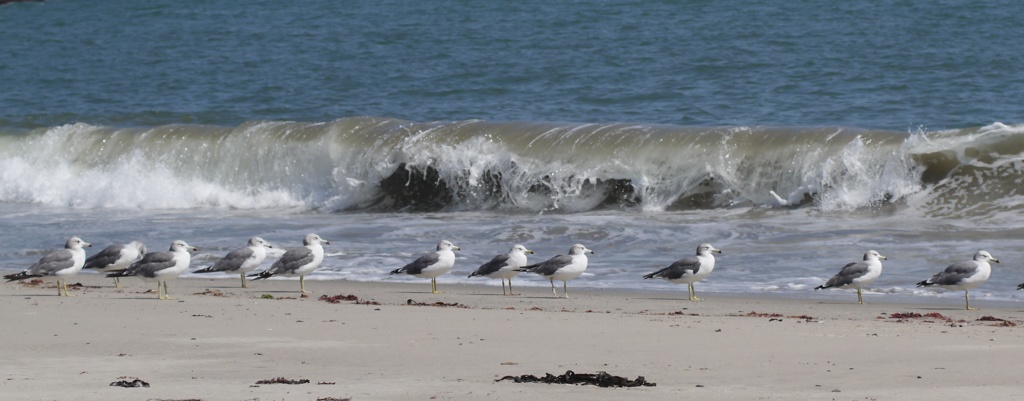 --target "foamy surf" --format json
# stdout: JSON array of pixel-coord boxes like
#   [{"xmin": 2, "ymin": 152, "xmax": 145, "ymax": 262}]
[{"xmin": 1, "ymin": 119, "xmax": 1023, "ymax": 219}]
